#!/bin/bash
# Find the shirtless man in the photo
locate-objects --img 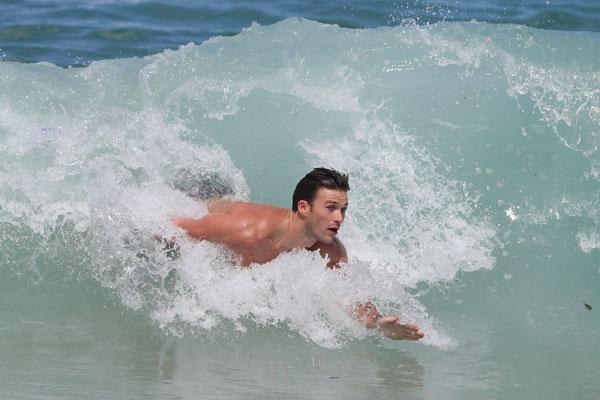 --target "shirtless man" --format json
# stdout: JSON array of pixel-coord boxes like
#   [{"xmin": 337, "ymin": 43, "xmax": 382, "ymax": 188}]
[{"xmin": 173, "ymin": 167, "xmax": 424, "ymax": 341}]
